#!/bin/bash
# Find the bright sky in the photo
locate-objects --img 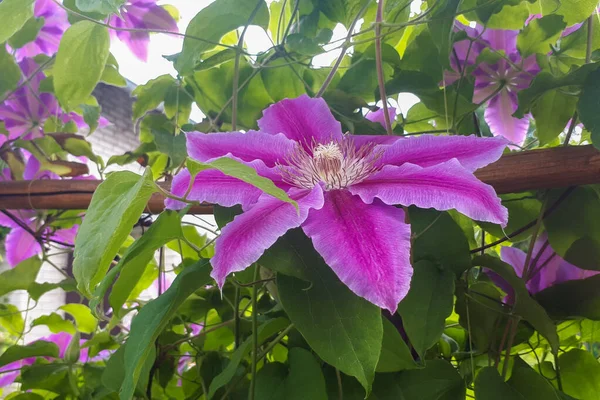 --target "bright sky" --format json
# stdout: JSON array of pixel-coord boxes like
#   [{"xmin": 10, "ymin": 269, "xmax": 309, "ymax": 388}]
[{"xmin": 110, "ymin": 0, "xmax": 419, "ymax": 121}]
